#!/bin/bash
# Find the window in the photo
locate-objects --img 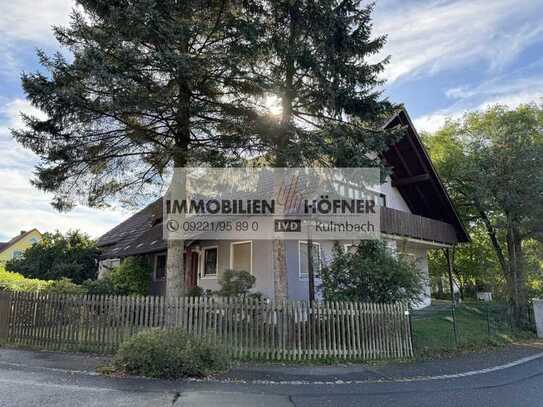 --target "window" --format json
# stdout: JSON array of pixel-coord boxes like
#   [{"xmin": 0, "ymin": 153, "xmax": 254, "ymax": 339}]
[
  {"xmin": 29, "ymin": 237, "xmax": 38, "ymax": 245},
  {"xmin": 230, "ymin": 241, "xmax": 252, "ymax": 274},
  {"xmin": 154, "ymin": 254, "xmax": 167, "ymax": 281},
  {"xmin": 299, "ymin": 241, "xmax": 321, "ymax": 280},
  {"xmin": 378, "ymin": 193, "xmax": 387, "ymax": 207},
  {"xmin": 203, "ymin": 247, "xmax": 218, "ymax": 277},
  {"xmin": 12, "ymin": 250, "xmax": 23, "ymax": 260}
]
